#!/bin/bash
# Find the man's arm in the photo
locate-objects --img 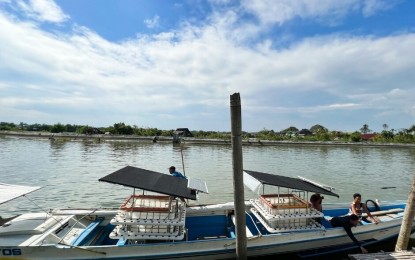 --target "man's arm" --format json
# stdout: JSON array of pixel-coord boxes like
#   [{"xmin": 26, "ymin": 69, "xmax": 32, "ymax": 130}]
[
  {"xmin": 363, "ymin": 204, "xmax": 379, "ymax": 223},
  {"xmin": 343, "ymin": 225, "xmax": 361, "ymax": 246}
]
